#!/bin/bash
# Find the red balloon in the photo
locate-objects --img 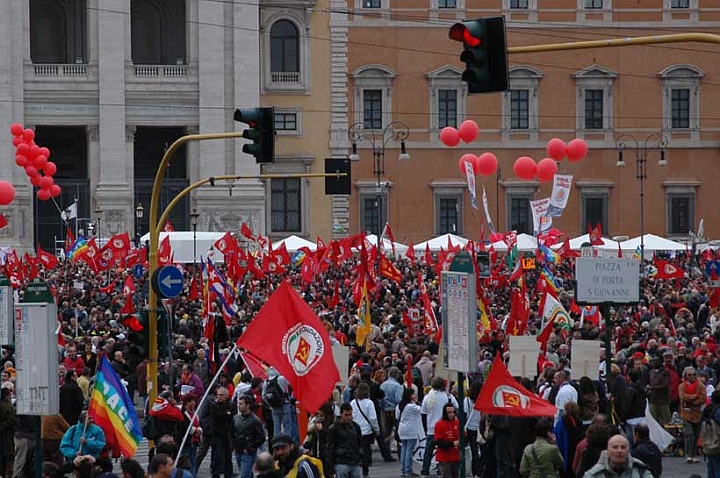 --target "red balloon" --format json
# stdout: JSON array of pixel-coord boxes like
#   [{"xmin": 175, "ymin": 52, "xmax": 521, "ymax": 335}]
[
  {"xmin": 34, "ymin": 155, "xmax": 48, "ymax": 169},
  {"xmin": 43, "ymin": 161, "xmax": 57, "ymax": 176},
  {"xmin": 16, "ymin": 143, "xmax": 29, "ymax": 156},
  {"xmin": 50, "ymin": 184, "xmax": 61, "ymax": 197},
  {"xmin": 536, "ymin": 157, "xmax": 558, "ymax": 182},
  {"xmin": 10, "ymin": 123, "xmax": 23, "ymax": 136},
  {"xmin": 440, "ymin": 127, "xmax": 461, "ymax": 147},
  {"xmin": 547, "ymin": 138, "xmax": 566, "ymax": 161},
  {"xmin": 30, "ymin": 175, "xmax": 41, "ymax": 187},
  {"xmin": 28, "ymin": 144, "xmax": 40, "ymax": 159},
  {"xmin": 0, "ymin": 180, "xmax": 15, "ymax": 205},
  {"xmin": 12, "ymin": 136, "xmax": 23, "ymax": 147},
  {"xmin": 22, "ymin": 129, "xmax": 35, "ymax": 142},
  {"xmin": 567, "ymin": 138, "xmax": 588, "ymax": 162},
  {"xmin": 458, "ymin": 120, "xmax": 479, "ymax": 144},
  {"xmin": 25, "ymin": 166, "xmax": 38, "ymax": 177},
  {"xmin": 477, "ymin": 152, "xmax": 498, "ymax": 176},
  {"xmin": 15, "ymin": 155, "xmax": 28, "ymax": 167},
  {"xmin": 39, "ymin": 147, "xmax": 50, "ymax": 158},
  {"xmin": 37, "ymin": 188, "xmax": 51, "ymax": 201},
  {"xmin": 39, "ymin": 176, "xmax": 54, "ymax": 189},
  {"xmin": 458, "ymin": 154, "xmax": 478, "ymax": 175},
  {"xmin": 513, "ymin": 156, "xmax": 537, "ymax": 180}
]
